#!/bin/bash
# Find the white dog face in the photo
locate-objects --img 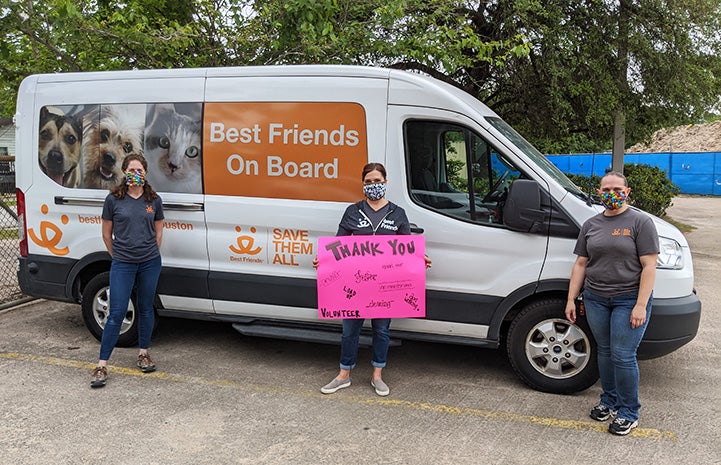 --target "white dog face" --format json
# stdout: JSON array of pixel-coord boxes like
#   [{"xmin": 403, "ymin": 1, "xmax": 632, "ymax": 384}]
[{"xmin": 81, "ymin": 104, "xmax": 145, "ymax": 189}]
